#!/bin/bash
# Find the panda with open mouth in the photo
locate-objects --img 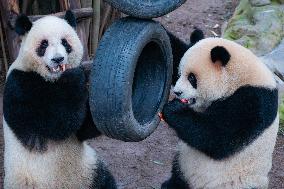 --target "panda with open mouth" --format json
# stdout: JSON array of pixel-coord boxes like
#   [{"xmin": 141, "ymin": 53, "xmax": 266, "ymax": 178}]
[
  {"xmin": 3, "ymin": 11, "xmax": 116, "ymax": 189},
  {"xmin": 162, "ymin": 36, "xmax": 279, "ymax": 189}
]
